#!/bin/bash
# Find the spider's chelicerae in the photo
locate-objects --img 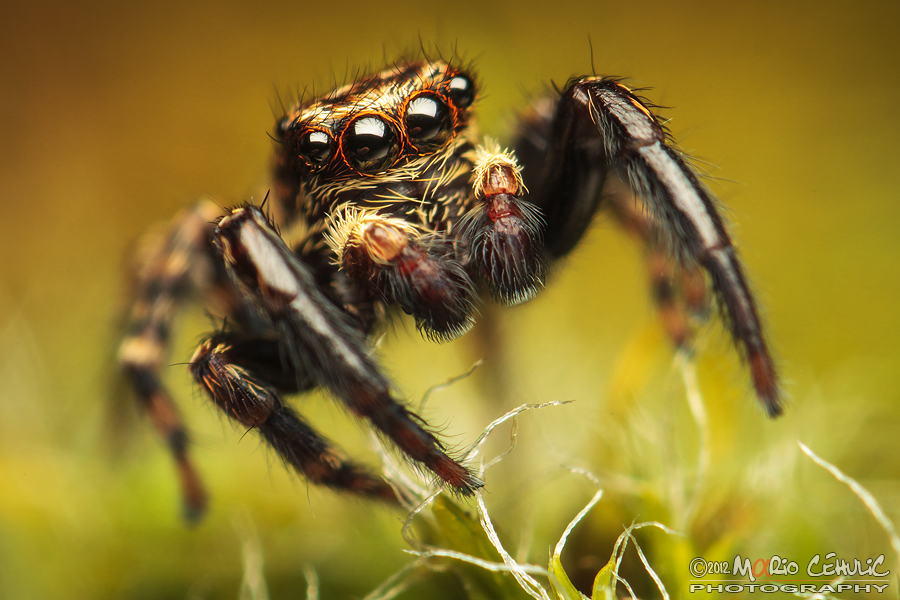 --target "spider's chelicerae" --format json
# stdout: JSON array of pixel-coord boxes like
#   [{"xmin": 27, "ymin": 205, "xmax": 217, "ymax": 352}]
[{"xmin": 118, "ymin": 58, "xmax": 781, "ymax": 519}]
